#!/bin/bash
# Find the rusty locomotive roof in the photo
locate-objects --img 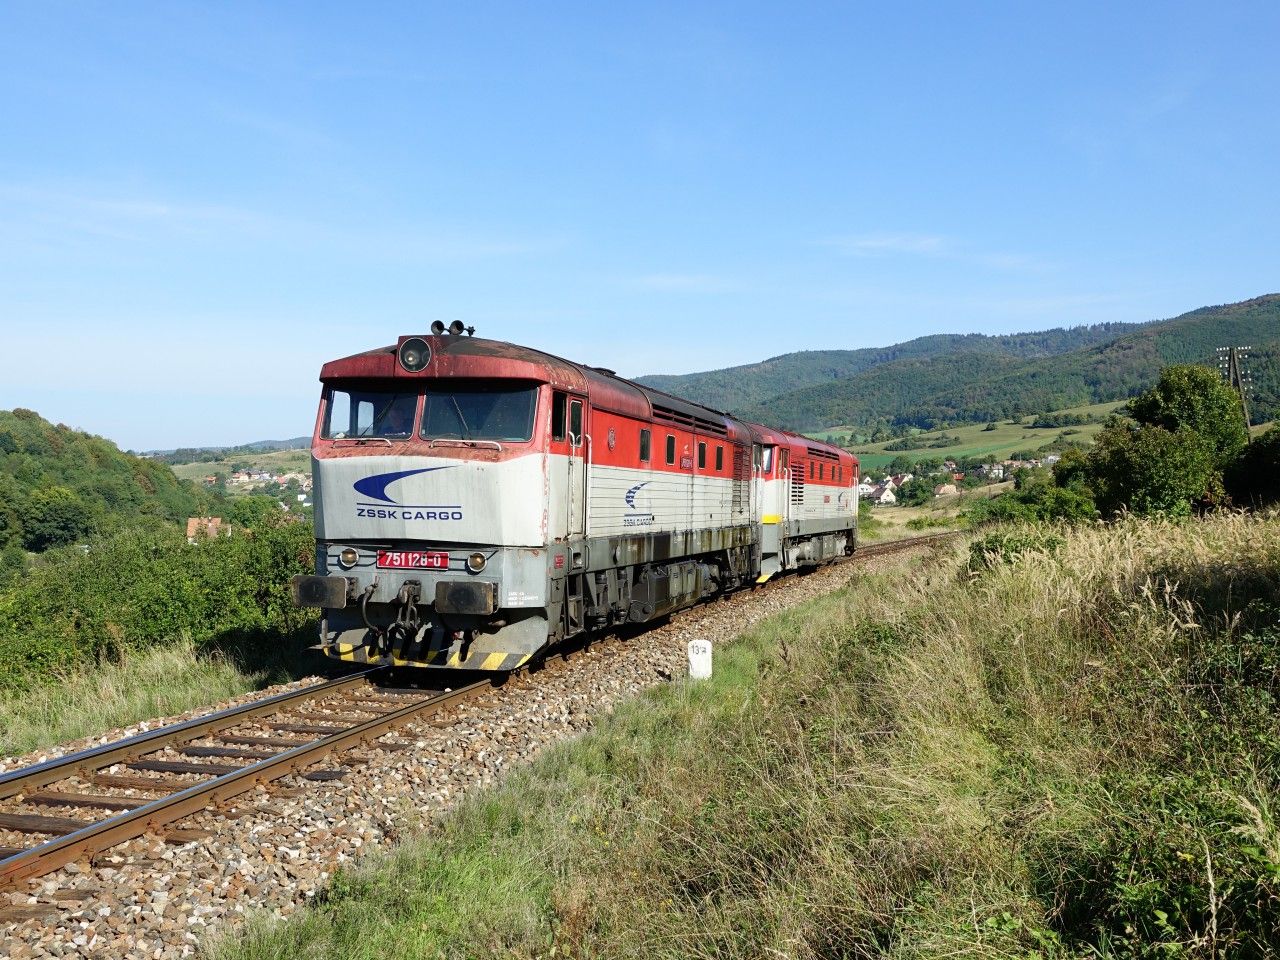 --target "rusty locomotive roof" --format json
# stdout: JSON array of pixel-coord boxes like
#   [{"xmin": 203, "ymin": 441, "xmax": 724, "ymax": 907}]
[{"xmin": 319, "ymin": 333, "xmax": 853, "ymax": 463}]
